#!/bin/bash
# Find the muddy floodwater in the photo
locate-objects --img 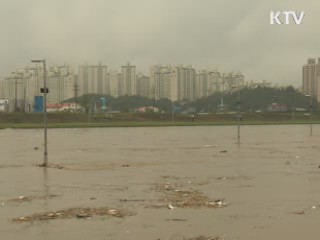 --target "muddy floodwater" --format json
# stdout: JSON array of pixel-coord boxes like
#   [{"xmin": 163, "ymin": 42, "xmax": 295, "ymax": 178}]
[{"xmin": 1, "ymin": 125, "xmax": 320, "ymax": 240}]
